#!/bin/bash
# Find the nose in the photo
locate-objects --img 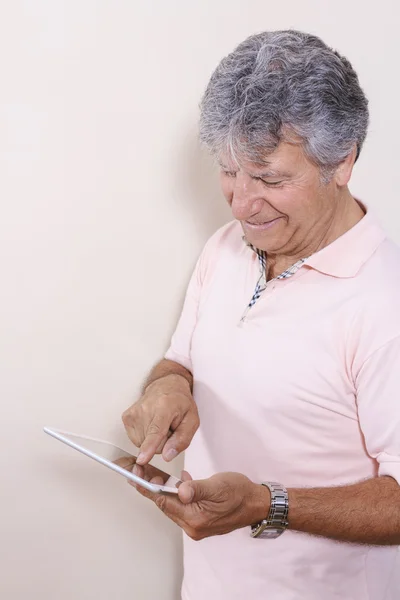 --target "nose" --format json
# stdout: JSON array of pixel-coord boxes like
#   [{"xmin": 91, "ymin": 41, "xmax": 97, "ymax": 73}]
[{"xmin": 230, "ymin": 172, "xmax": 264, "ymax": 221}]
